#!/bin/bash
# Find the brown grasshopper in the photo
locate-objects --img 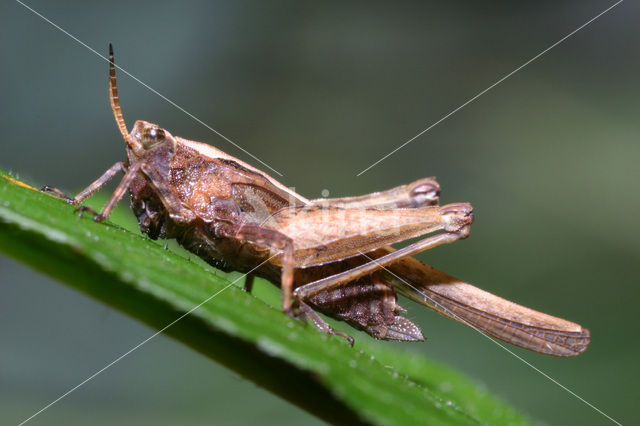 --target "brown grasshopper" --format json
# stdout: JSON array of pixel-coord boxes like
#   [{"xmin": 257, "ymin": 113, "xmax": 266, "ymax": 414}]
[{"xmin": 43, "ymin": 45, "xmax": 590, "ymax": 356}]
